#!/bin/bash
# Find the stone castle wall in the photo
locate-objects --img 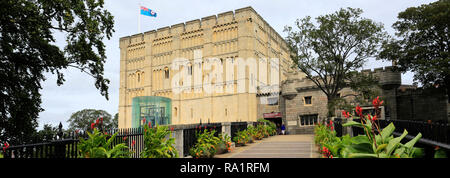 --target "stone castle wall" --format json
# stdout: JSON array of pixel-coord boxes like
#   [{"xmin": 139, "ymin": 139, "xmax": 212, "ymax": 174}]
[{"xmin": 118, "ymin": 7, "xmax": 294, "ymax": 128}]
